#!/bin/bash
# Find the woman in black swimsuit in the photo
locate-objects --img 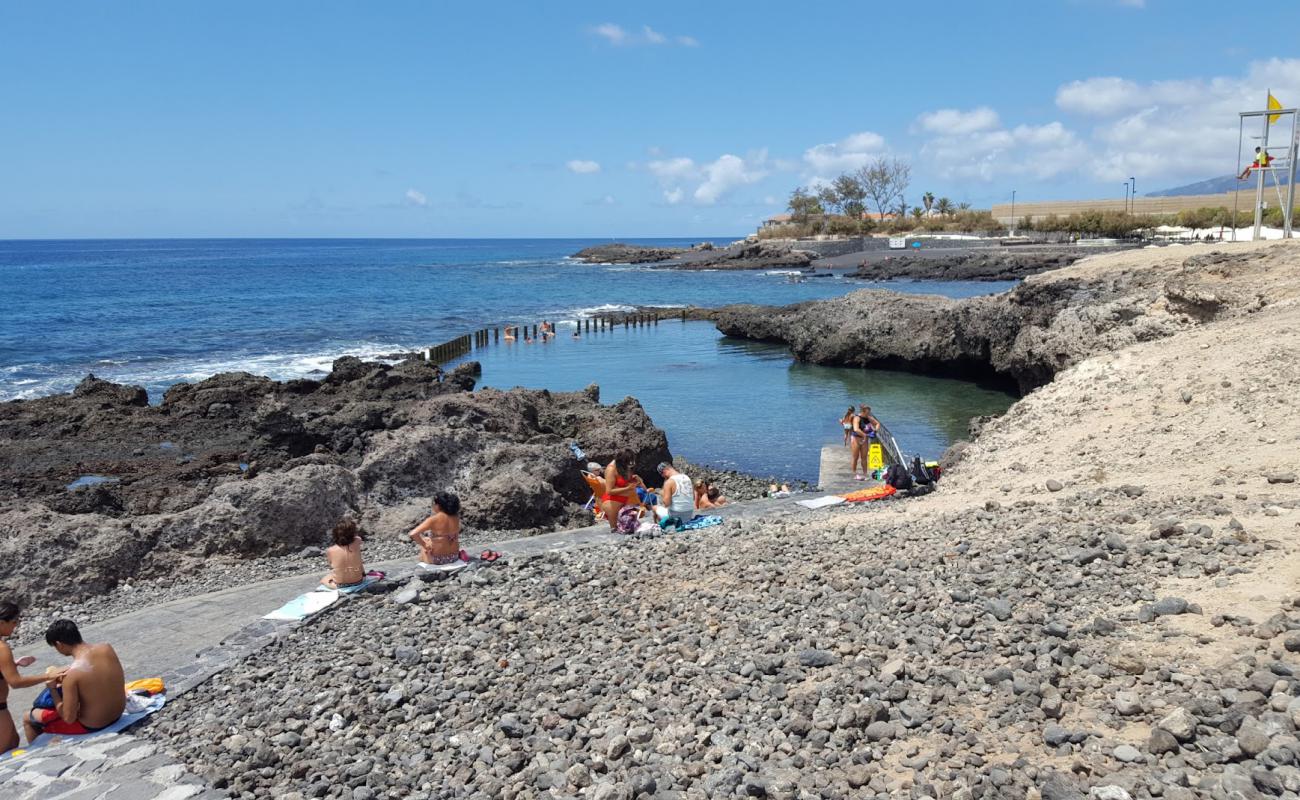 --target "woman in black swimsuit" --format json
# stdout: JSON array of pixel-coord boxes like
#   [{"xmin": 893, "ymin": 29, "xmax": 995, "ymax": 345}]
[{"xmin": 0, "ymin": 601, "xmax": 51, "ymax": 753}]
